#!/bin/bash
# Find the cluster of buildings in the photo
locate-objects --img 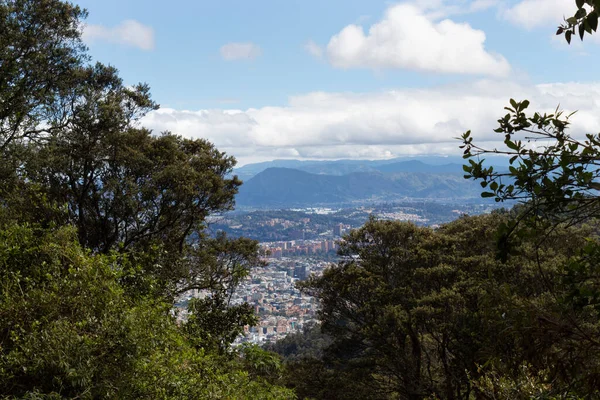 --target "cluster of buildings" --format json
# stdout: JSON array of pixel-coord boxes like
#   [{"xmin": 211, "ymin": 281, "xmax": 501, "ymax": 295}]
[
  {"xmin": 260, "ymin": 238, "xmax": 339, "ymax": 258},
  {"xmin": 232, "ymin": 257, "xmax": 330, "ymax": 344},
  {"xmin": 259, "ymin": 223, "xmax": 348, "ymax": 258},
  {"xmin": 376, "ymin": 210, "xmax": 429, "ymax": 223}
]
